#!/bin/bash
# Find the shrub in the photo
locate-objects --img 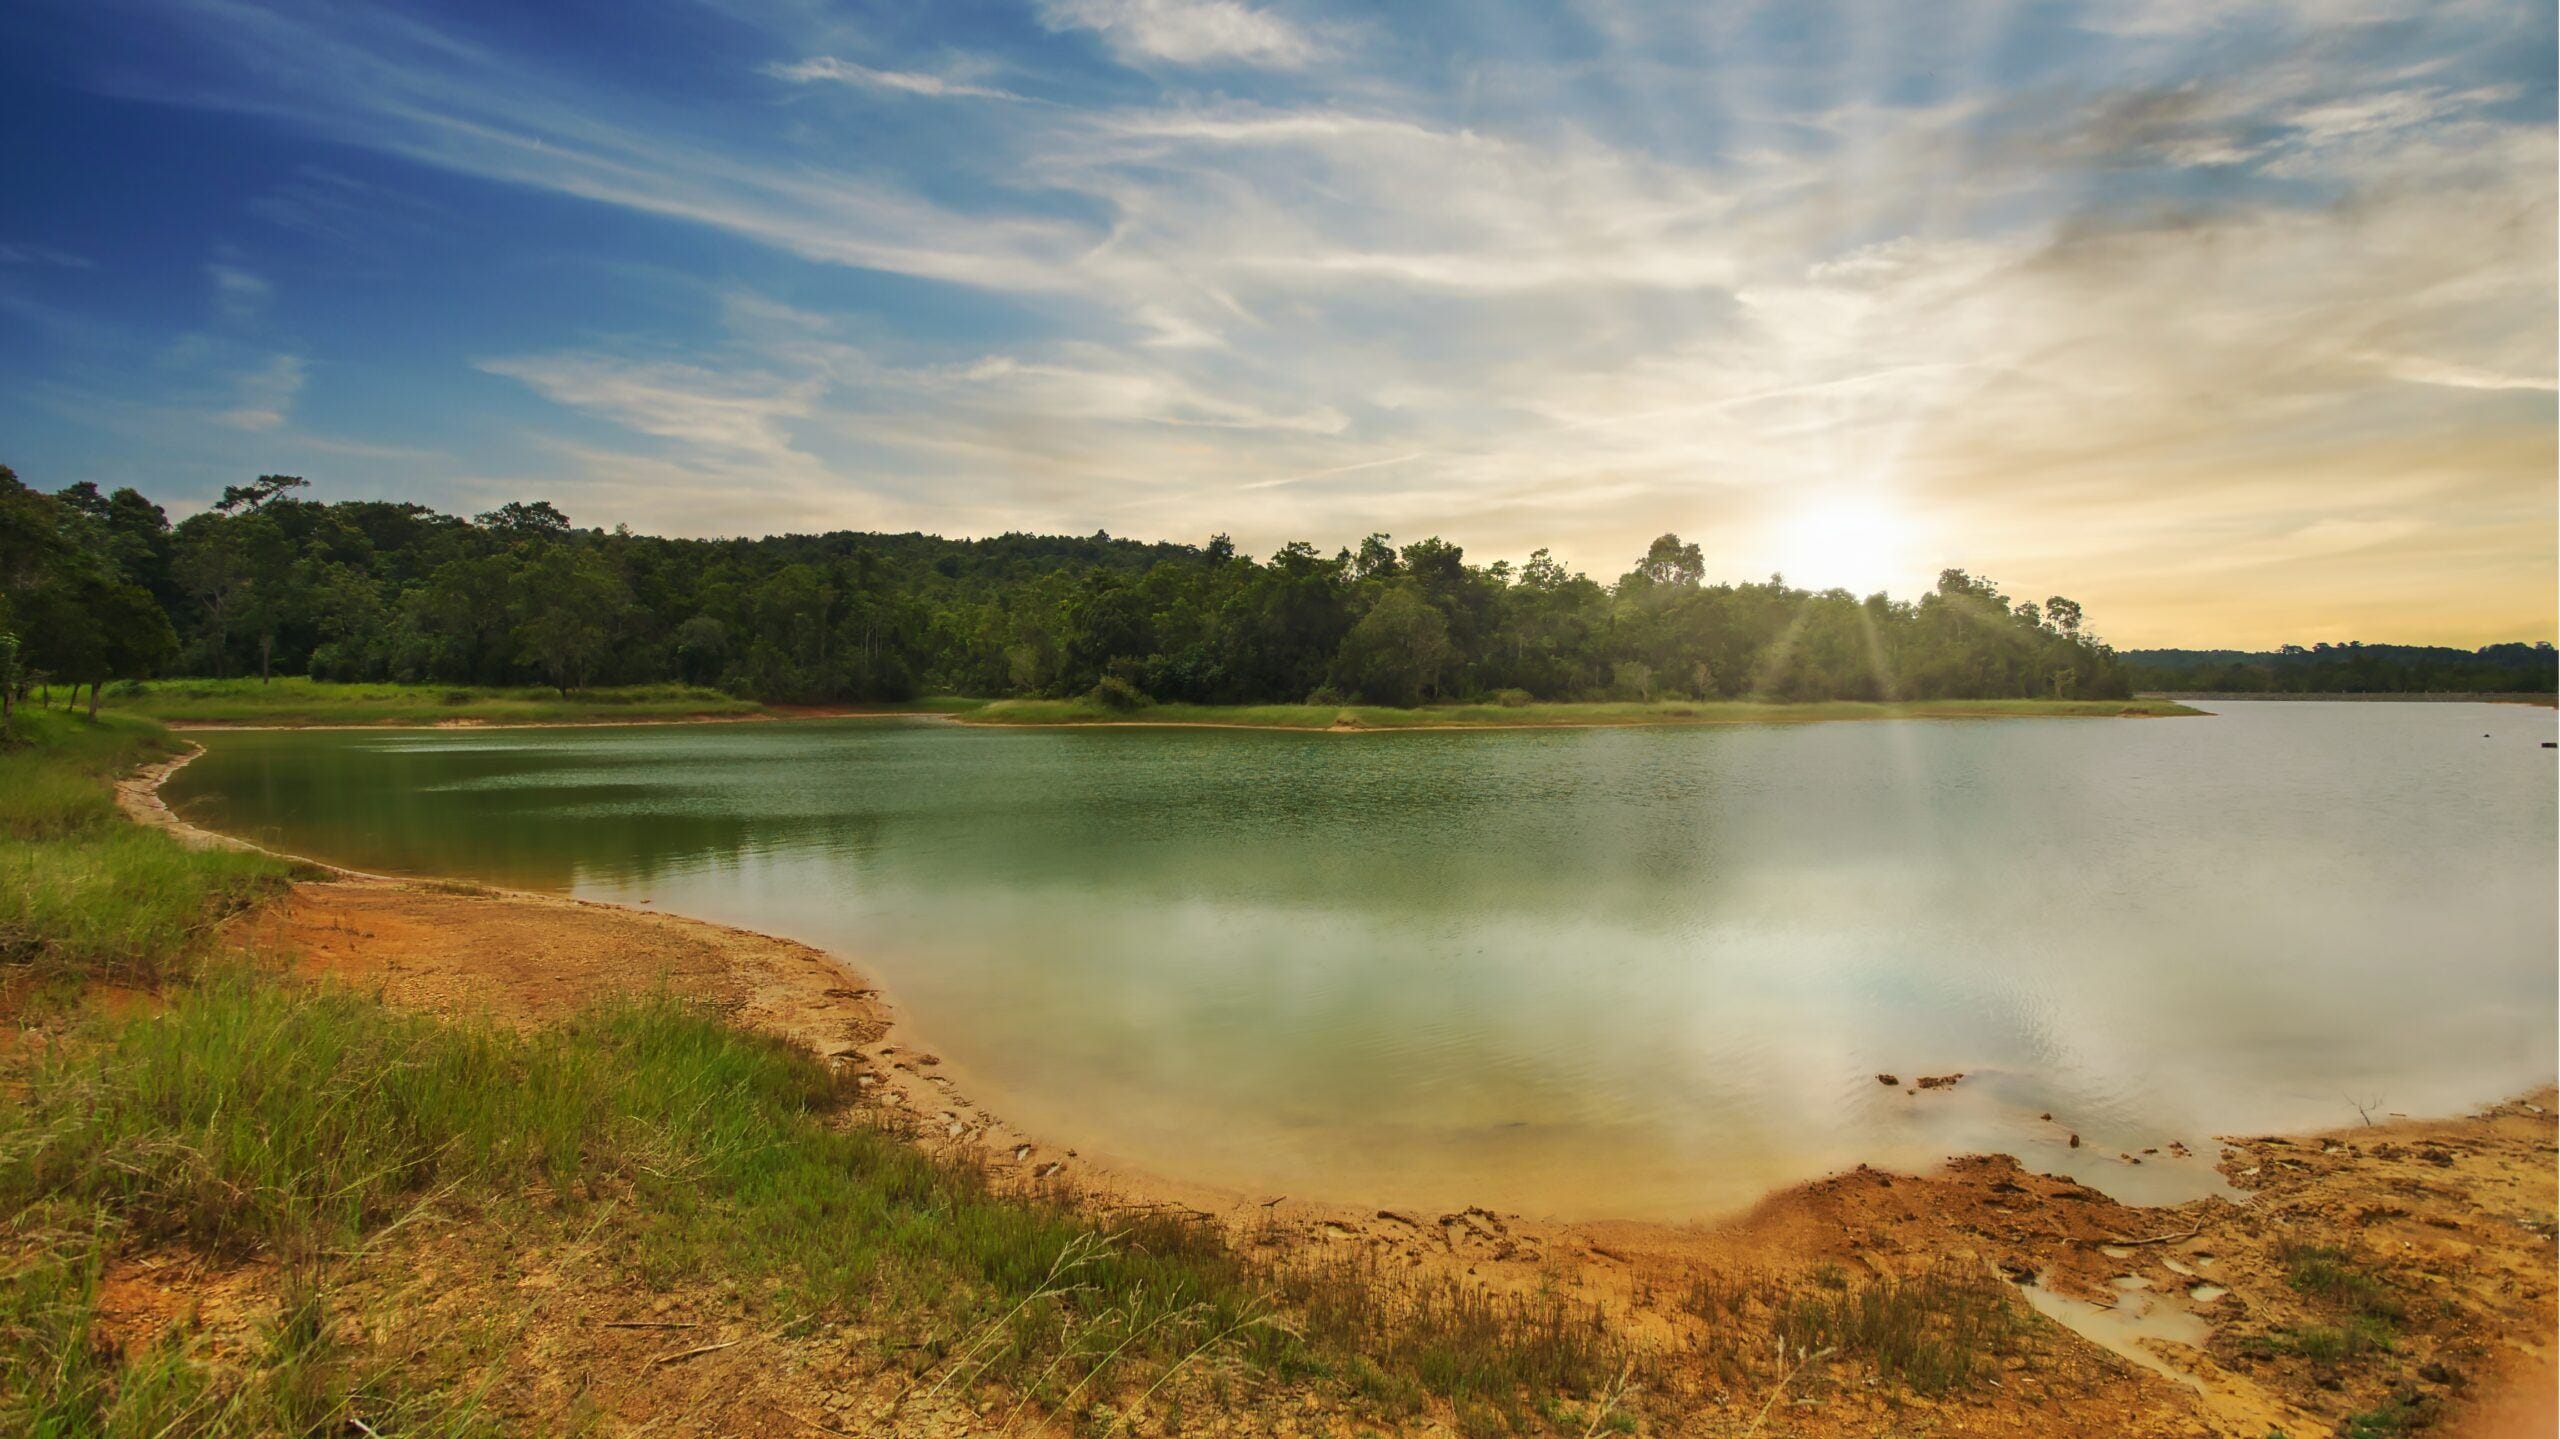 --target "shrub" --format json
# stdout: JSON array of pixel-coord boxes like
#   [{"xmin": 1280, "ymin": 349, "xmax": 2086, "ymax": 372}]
[
  {"xmin": 1491, "ymin": 688, "xmax": 1533, "ymax": 708},
  {"xmin": 1088, "ymin": 675, "xmax": 1152, "ymax": 710}
]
